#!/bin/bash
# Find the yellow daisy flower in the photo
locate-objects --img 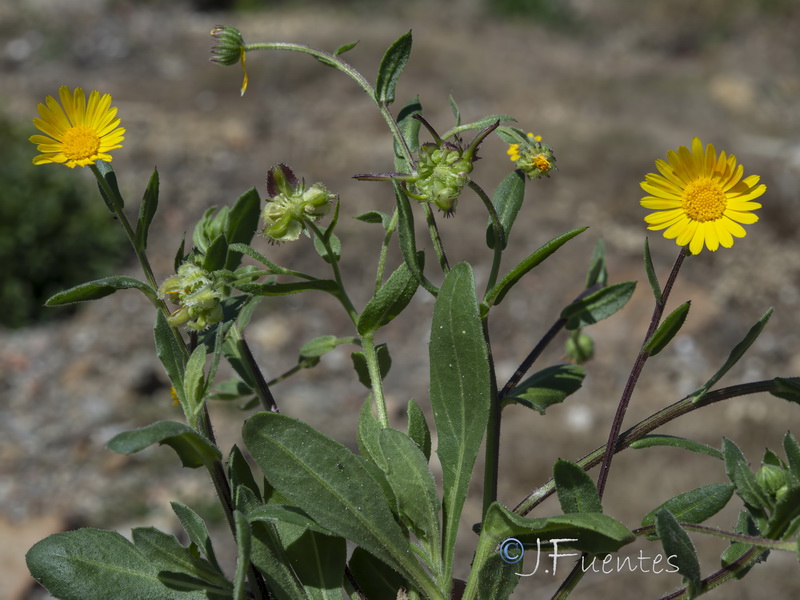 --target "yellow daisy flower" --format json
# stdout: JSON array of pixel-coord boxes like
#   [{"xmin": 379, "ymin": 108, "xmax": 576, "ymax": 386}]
[
  {"xmin": 640, "ymin": 137, "xmax": 765, "ymax": 254},
  {"xmin": 30, "ymin": 86, "xmax": 125, "ymax": 168}
]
